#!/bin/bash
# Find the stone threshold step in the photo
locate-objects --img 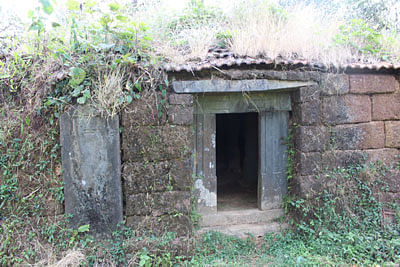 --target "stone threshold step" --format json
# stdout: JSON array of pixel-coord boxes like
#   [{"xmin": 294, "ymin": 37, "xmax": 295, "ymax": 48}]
[
  {"xmin": 200, "ymin": 208, "xmax": 284, "ymax": 227},
  {"xmin": 199, "ymin": 222, "xmax": 288, "ymax": 238}
]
